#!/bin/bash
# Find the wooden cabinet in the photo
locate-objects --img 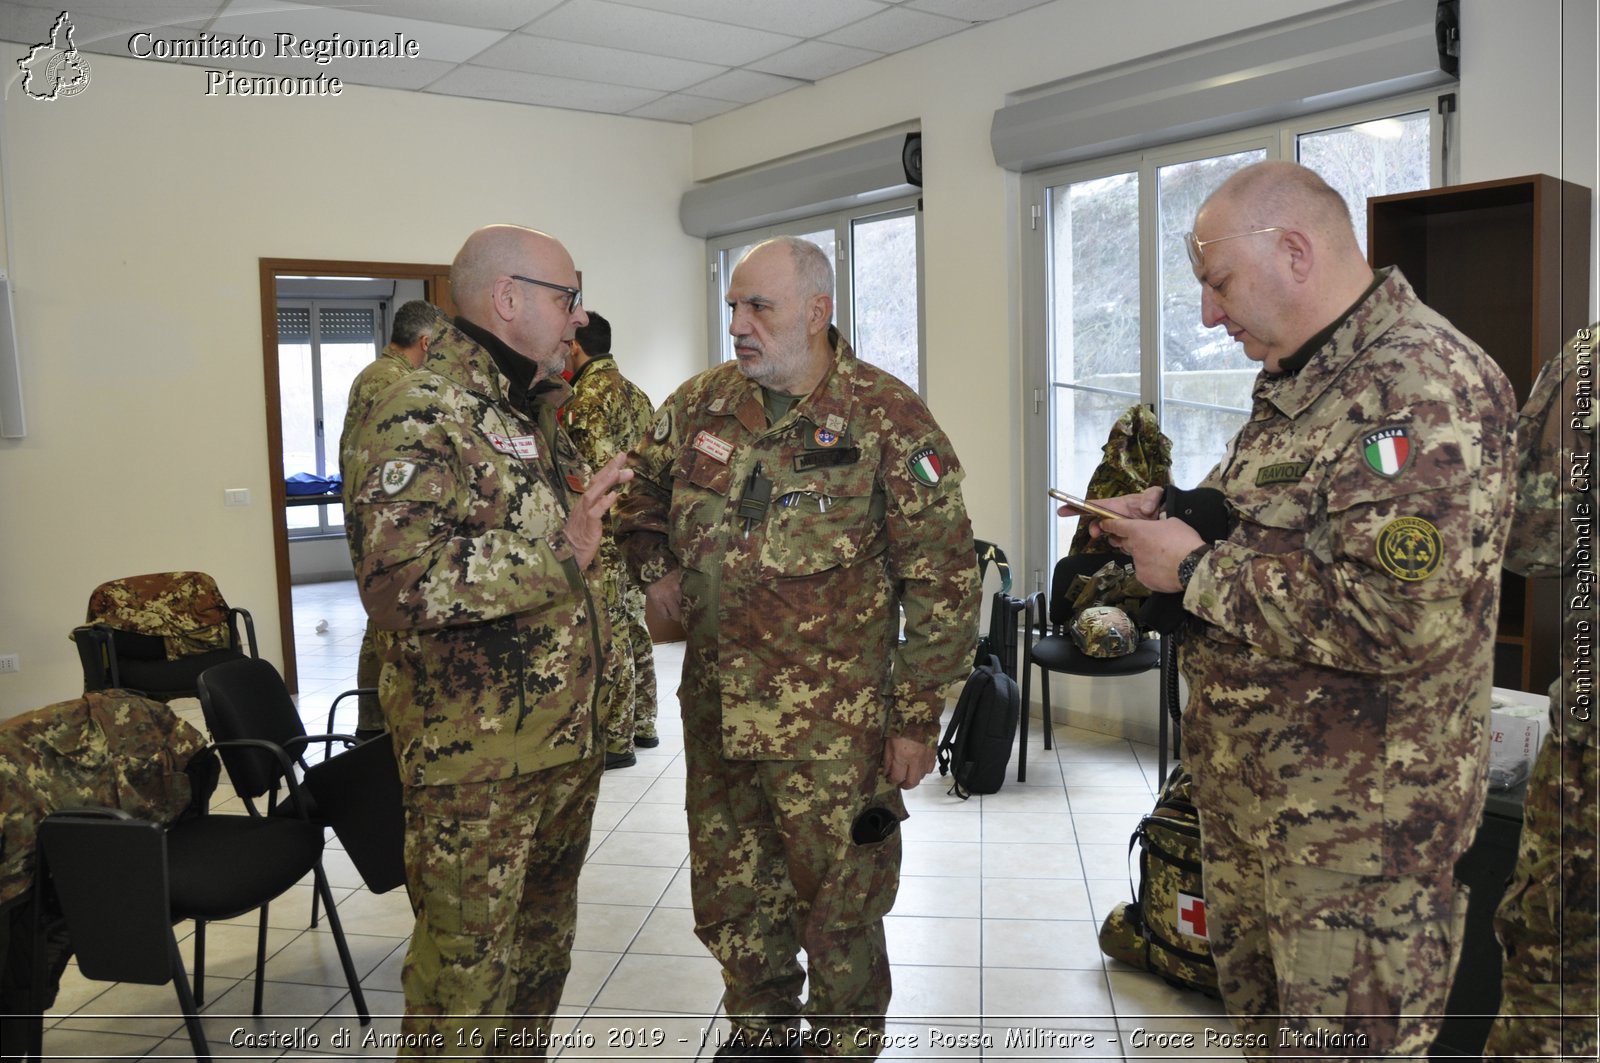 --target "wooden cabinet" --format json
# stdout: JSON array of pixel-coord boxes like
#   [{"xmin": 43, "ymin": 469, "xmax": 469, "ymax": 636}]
[{"xmin": 1368, "ymin": 173, "xmax": 1592, "ymax": 694}]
